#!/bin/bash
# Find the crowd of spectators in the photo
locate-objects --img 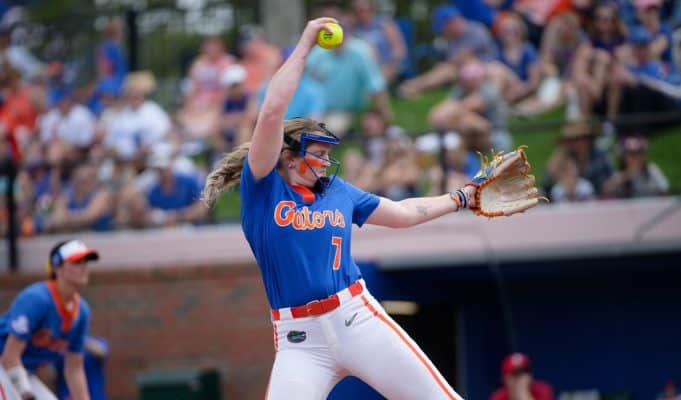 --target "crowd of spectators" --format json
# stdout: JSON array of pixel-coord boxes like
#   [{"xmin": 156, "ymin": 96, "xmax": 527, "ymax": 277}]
[{"xmin": 1, "ymin": 0, "xmax": 679, "ymax": 236}]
